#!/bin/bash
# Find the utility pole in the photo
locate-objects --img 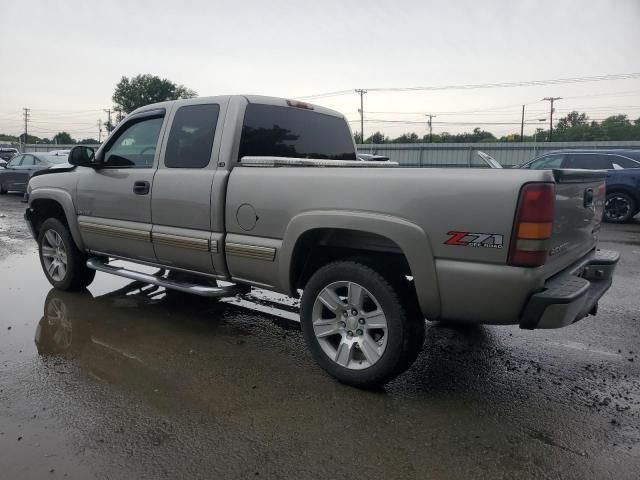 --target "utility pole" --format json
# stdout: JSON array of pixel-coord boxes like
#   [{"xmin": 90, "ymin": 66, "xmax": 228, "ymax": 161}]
[
  {"xmin": 425, "ymin": 114, "xmax": 436, "ymax": 143},
  {"xmin": 355, "ymin": 89, "xmax": 367, "ymax": 143},
  {"xmin": 97, "ymin": 119, "xmax": 103, "ymax": 143},
  {"xmin": 520, "ymin": 105, "xmax": 525, "ymax": 141},
  {"xmin": 23, "ymin": 108, "xmax": 30, "ymax": 147},
  {"xmin": 104, "ymin": 108, "xmax": 113, "ymax": 133},
  {"xmin": 542, "ymin": 97, "xmax": 561, "ymax": 141}
]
